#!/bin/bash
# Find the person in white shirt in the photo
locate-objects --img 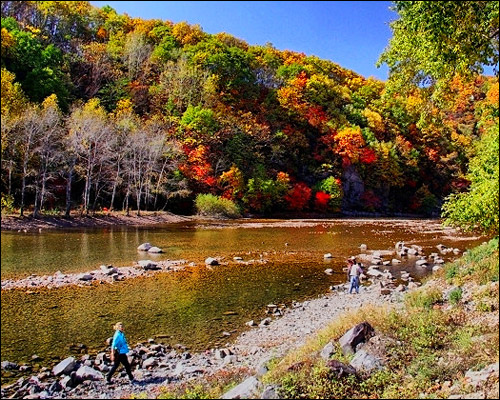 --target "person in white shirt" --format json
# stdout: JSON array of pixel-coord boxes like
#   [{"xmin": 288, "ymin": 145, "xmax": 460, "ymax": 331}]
[{"xmin": 347, "ymin": 258, "xmax": 363, "ymax": 294}]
